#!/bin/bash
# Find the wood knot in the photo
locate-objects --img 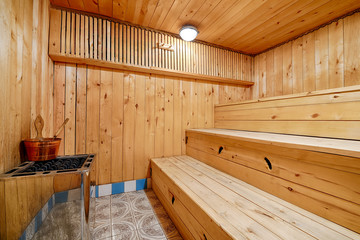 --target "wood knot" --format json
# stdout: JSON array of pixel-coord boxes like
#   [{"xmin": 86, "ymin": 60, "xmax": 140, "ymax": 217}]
[
  {"xmin": 333, "ymin": 95, "xmax": 339, "ymax": 98},
  {"xmin": 311, "ymin": 113, "xmax": 319, "ymax": 118},
  {"xmin": 135, "ymin": 103, "xmax": 139, "ymax": 108},
  {"xmin": 295, "ymin": 173, "xmax": 300, "ymax": 177},
  {"xmin": 287, "ymin": 187, "xmax": 293, "ymax": 192},
  {"xmin": 271, "ymin": 115, "xmax": 276, "ymax": 119}
]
